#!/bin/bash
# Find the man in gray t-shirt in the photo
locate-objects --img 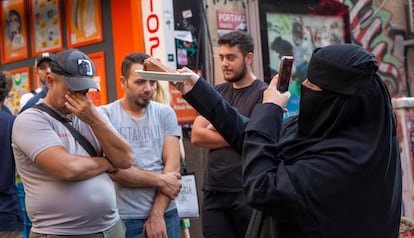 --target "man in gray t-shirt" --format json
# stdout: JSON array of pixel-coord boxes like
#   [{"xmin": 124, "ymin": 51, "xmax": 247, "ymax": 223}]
[
  {"xmin": 100, "ymin": 52, "xmax": 182, "ymax": 238},
  {"xmin": 12, "ymin": 49, "xmax": 133, "ymax": 236}
]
